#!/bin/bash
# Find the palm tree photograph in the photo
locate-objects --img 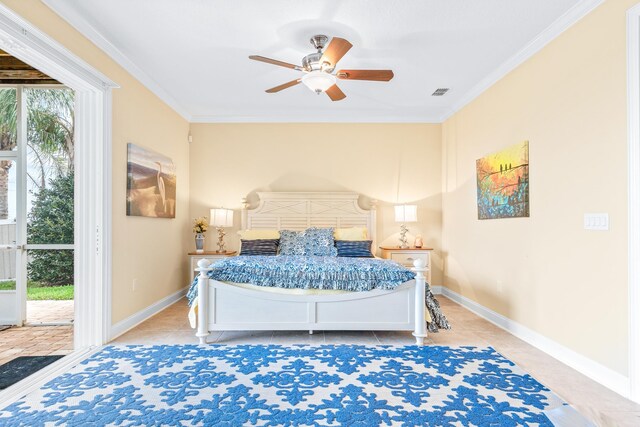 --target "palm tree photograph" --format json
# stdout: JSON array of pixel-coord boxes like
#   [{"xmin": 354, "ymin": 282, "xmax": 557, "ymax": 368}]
[{"xmin": 126, "ymin": 143, "xmax": 176, "ymax": 218}]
